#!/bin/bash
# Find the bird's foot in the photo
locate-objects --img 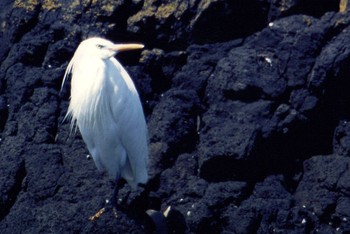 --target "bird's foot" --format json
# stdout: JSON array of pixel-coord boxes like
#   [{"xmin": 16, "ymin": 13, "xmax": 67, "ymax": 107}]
[
  {"xmin": 112, "ymin": 207, "xmax": 118, "ymax": 219},
  {"xmin": 89, "ymin": 199, "xmax": 118, "ymax": 221},
  {"xmin": 89, "ymin": 207, "xmax": 106, "ymax": 221}
]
